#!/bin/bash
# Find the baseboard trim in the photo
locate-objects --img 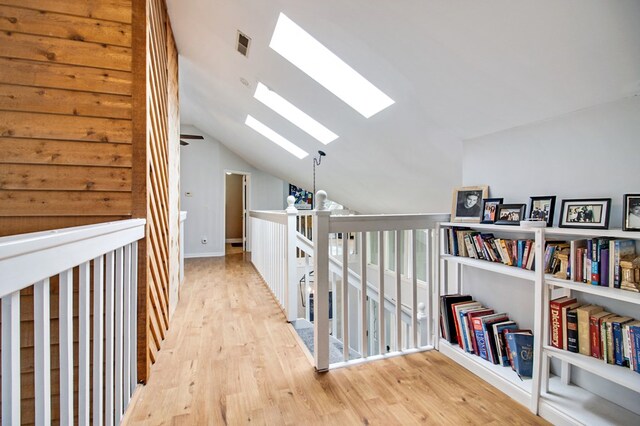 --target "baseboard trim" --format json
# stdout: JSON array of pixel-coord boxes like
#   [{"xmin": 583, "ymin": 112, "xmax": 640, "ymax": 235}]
[
  {"xmin": 225, "ymin": 238, "xmax": 243, "ymax": 244},
  {"xmin": 184, "ymin": 252, "xmax": 225, "ymax": 258}
]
